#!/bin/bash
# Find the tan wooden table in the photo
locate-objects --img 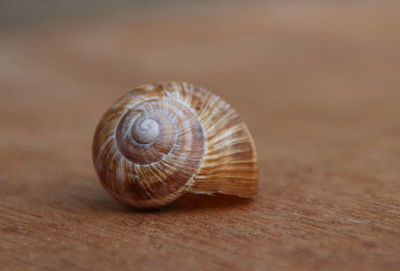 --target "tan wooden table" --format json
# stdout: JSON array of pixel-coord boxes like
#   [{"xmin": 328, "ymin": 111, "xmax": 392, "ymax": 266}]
[{"xmin": 1, "ymin": 2, "xmax": 400, "ymax": 270}]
